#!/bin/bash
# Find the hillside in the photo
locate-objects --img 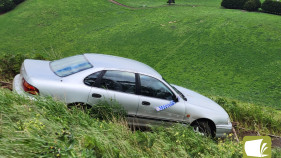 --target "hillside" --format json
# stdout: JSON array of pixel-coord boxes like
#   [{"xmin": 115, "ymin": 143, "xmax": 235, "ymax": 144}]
[
  {"xmin": 0, "ymin": 0, "xmax": 281, "ymax": 157},
  {"xmin": 0, "ymin": 0, "xmax": 280, "ymax": 108}
]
